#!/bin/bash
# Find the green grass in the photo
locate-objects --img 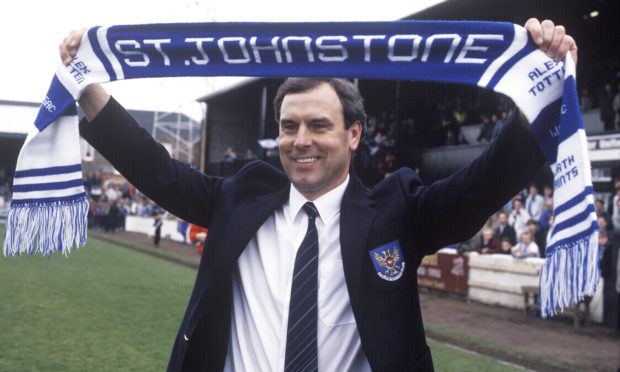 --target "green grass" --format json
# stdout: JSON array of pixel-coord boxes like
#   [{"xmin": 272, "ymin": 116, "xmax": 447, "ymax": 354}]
[
  {"xmin": 428, "ymin": 339, "xmax": 527, "ymax": 371},
  {"xmin": 1, "ymin": 224, "xmax": 534, "ymax": 371},
  {"xmin": 0, "ymin": 224, "xmax": 195, "ymax": 371},
  {"xmin": 425, "ymin": 323, "xmax": 580, "ymax": 371}
]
